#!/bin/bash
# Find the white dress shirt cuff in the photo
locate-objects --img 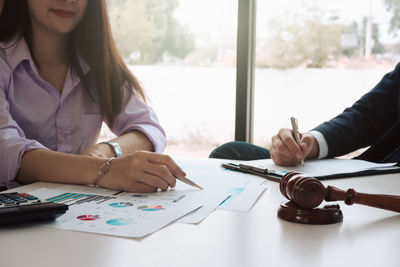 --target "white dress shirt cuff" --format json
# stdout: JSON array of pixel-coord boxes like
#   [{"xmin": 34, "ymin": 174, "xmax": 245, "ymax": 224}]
[{"xmin": 309, "ymin": 130, "xmax": 328, "ymax": 159}]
